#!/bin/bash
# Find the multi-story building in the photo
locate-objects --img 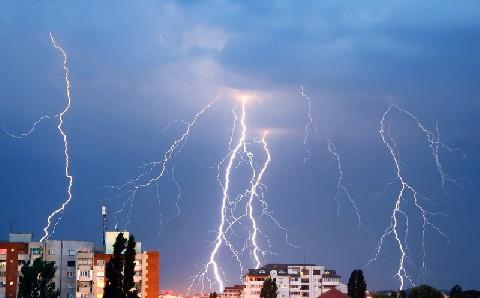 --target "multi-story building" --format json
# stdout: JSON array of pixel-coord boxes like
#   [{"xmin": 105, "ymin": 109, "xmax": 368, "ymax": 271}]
[
  {"xmin": 1, "ymin": 233, "xmax": 94, "ymax": 298},
  {"xmin": 0, "ymin": 232, "xmax": 159, "ymax": 298},
  {"xmin": 0, "ymin": 240, "xmax": 29, "ymax": 298},
  {"xmin": 219, "ymin": 285, "xmax": 245, "ymax": 298},
  {"xmin": 91, "ymin": 250, "xmax": 159, "ymax": 298},
  {"xmin": 243, "ymin": 264, "xmax": 345, "ymax": 298}
]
